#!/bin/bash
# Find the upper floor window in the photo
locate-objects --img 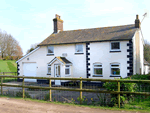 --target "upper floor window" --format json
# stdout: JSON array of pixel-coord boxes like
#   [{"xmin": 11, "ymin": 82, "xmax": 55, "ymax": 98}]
[
  {"xmin": 93, "ymin": 64, "xmax": 103, "ymax": 76},
  {"xmin": 110, "ymin": 42, "xmax": 120, "ymax": 51},
  {"xmin": 110, "ymin": 63, "xmax": 120, "ymax": 76},
  {"xmin": 75, "ymin": 44, "xmax": 83, "ymax": 53},
  {"xmin": 47, "ymin": 46, "xmax": 54, "ymax": 54}
]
